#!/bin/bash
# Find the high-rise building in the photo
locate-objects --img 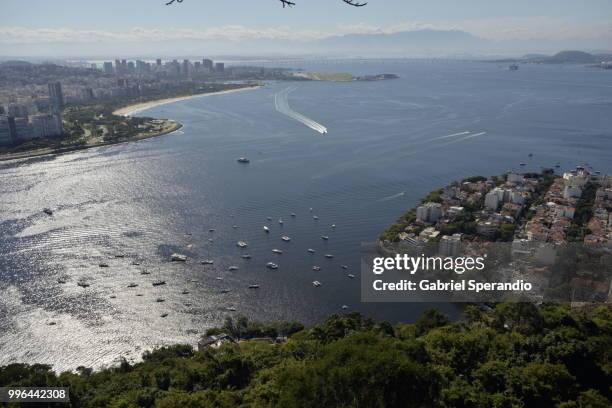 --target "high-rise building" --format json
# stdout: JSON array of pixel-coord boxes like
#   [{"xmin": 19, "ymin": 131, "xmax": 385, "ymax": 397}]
[
  {"xmin": 114, "ymin": 59, "xmax": 122, "ymax": 74},
  {"xmin": 156, "ymin": 58, "xmax": 162, "ymax": 66},
  {"xmin": 0, "ymin": 115, "xmax": 14, "ymax": 146},
  {"xmin": 214, "ymin": 62, "xmax": 225, "ymax": 73},
  {"xmin": 48, "ymin": 82, "xmax": 64, "ymax": 112},
  {"xmin": 103, "ymin": 62, "xmax": 114, "ymax": 74},
  {"xmin": 202, "ymin": 59, "xmax": 213, "ymax": 71},
  {"xmin": 30, "ymin": 114, "xmax": 63, "ymax": 139},
  {"xmin": 182, "ymin": 59, "xmax": 191, "ymax": 77},
  {"xmin": 7, "ymin": 103, "xmax": 28, "ymax": 118}
]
